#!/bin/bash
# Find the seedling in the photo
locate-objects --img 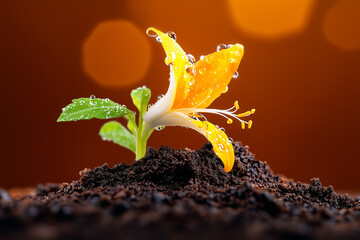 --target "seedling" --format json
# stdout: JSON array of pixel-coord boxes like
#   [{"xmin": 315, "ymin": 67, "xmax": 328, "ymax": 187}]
[{"xmin": 58, "ymin": 27, "xmax": 255, "ymax": 172}]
